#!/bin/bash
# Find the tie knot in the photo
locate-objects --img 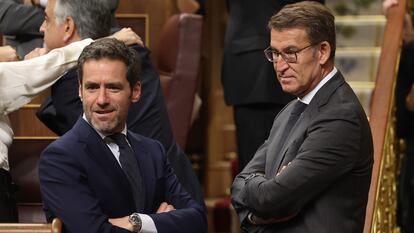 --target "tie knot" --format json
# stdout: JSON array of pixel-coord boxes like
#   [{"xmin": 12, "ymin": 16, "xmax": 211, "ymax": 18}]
[
  {"xmin": 291, "ymin": 100, "xmax": 307, "ymax": 115},
  {"xmin": 107, "ymin": 133, "xmax": 129, "ymax": 147}
]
